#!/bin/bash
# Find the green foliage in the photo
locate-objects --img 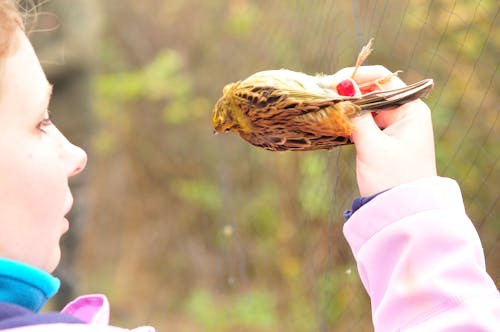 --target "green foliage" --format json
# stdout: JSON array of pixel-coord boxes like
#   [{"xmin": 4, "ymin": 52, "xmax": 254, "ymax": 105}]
[
  {"xmin": 93, "ymin": 47, "xmax": 209, "ymax": 155},
  {"xmin": 317, "ymin": 267, "xmax": 360, "ymax": 324},
  {"xmin": 162, "ymin": 95, "xmax": 210, "ymax": 125},
  {"xmin": 97, "ymin": 50, "xmax": 186, "ymax": 103},
  {"xmin": 184, "ymin": 291, "xmax": 219, "ymax": 331},
  {"xmin": 231, "ymin": 291, "xmax": 277, "ymax": 328},
  {"xmin": 185, "ymin": 289, "xmax": 278, "ymax": 331},
  {"xmin": 243, "ymin": 186, "xmax": 280, "ymax": 238},
  {"xmin": 317, "ymin": 271, "xmax": 342, "ymax": 323},
  {"xmin": 299, "ymin": 153, "xmax": 331, "ymax": 220},
  {"xmin": 171, "ymin": 178, "xmax": 222, "ymax": 212},
  {"xmin": 282, "ymin": 278, "xmax": 317, "ymax": 332},
  {"xmin": 92, "ymin": 130, "xmax": 117, "ymax": 157},
  {"xmin": 225, "ymin": 1, "xmax": 259, "ymax": 37}
]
